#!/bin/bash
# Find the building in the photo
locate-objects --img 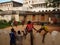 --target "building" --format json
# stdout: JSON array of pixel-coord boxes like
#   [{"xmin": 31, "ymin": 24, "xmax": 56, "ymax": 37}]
[
  {"xmin": 0, "ymin": 0, "xmax": 60, "ymax": 24},
  {"xmin": 0, "ymin": 1, "xmax": 23, "ymax": 22},
  {"xmin": 22, "ymin": 0, "xmax": 60, "ymax": 24},
  {"xmin": 23, "ymin": 0, "xmax": 60, "ymax": 12},
  {"xmin": 0, "ymin": 1, "xmax": 23, "ymax": 11}
]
